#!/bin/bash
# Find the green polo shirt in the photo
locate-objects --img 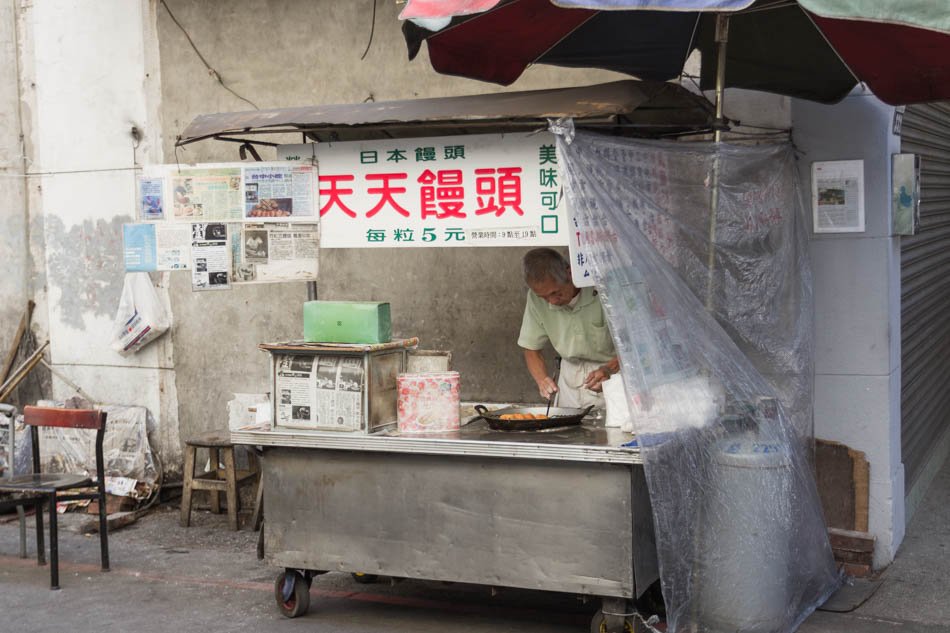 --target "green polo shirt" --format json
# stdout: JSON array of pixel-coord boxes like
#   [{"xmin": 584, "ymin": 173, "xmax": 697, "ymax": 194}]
[{"xmin": 518, "ymin": 287, "xmax": 616, "ymax": 363}]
